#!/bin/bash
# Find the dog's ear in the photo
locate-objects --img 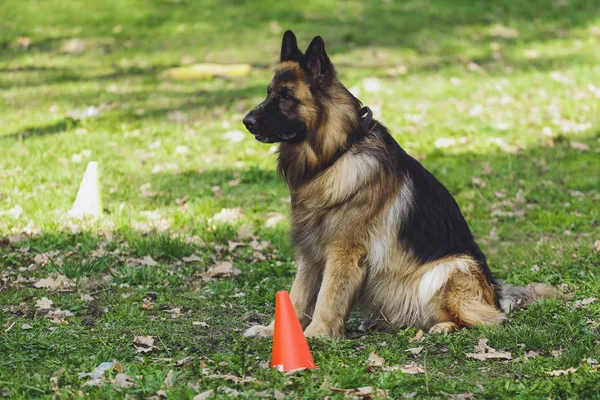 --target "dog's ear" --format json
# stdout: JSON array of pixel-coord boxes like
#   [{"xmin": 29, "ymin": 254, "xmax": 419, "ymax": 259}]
[
  {"xmin": 280, "ymin": 30, "xmax": 303, "ymax": 63},
  {"xmin": 304, "ymin": 36, "xmax": 332, "ymax": 84}
]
